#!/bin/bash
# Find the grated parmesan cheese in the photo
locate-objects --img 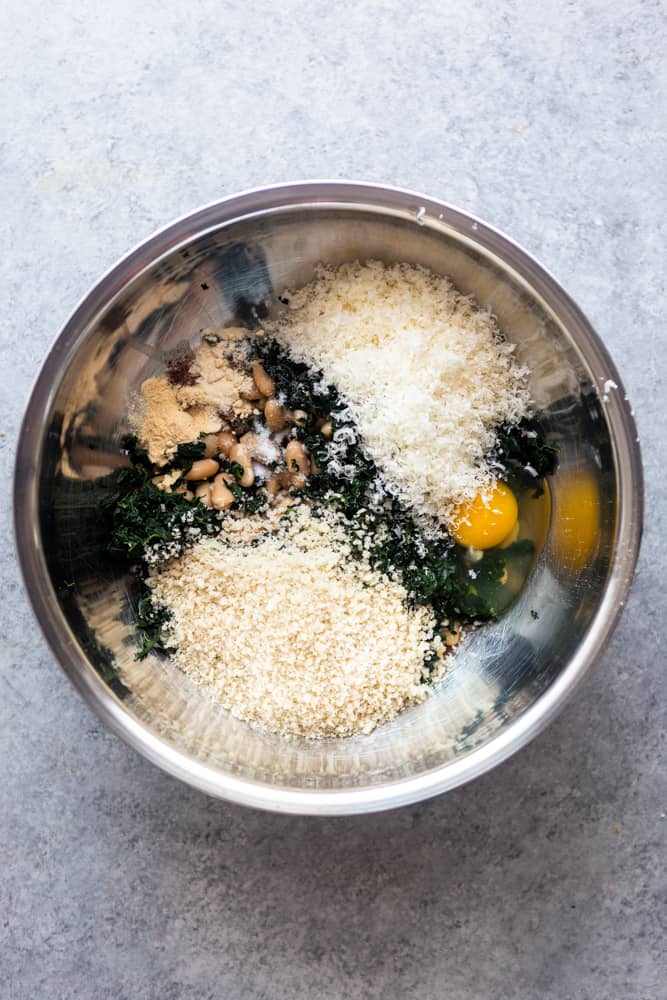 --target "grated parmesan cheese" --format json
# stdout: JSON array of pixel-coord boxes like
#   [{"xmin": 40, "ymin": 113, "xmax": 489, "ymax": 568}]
[
  {"xmin": 265, "ymin": 261, "xmax": 530, "ymax": 524},
  {"xmin": 147, "ymin": 506, "xmax": 440, "ymax": 738}
]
